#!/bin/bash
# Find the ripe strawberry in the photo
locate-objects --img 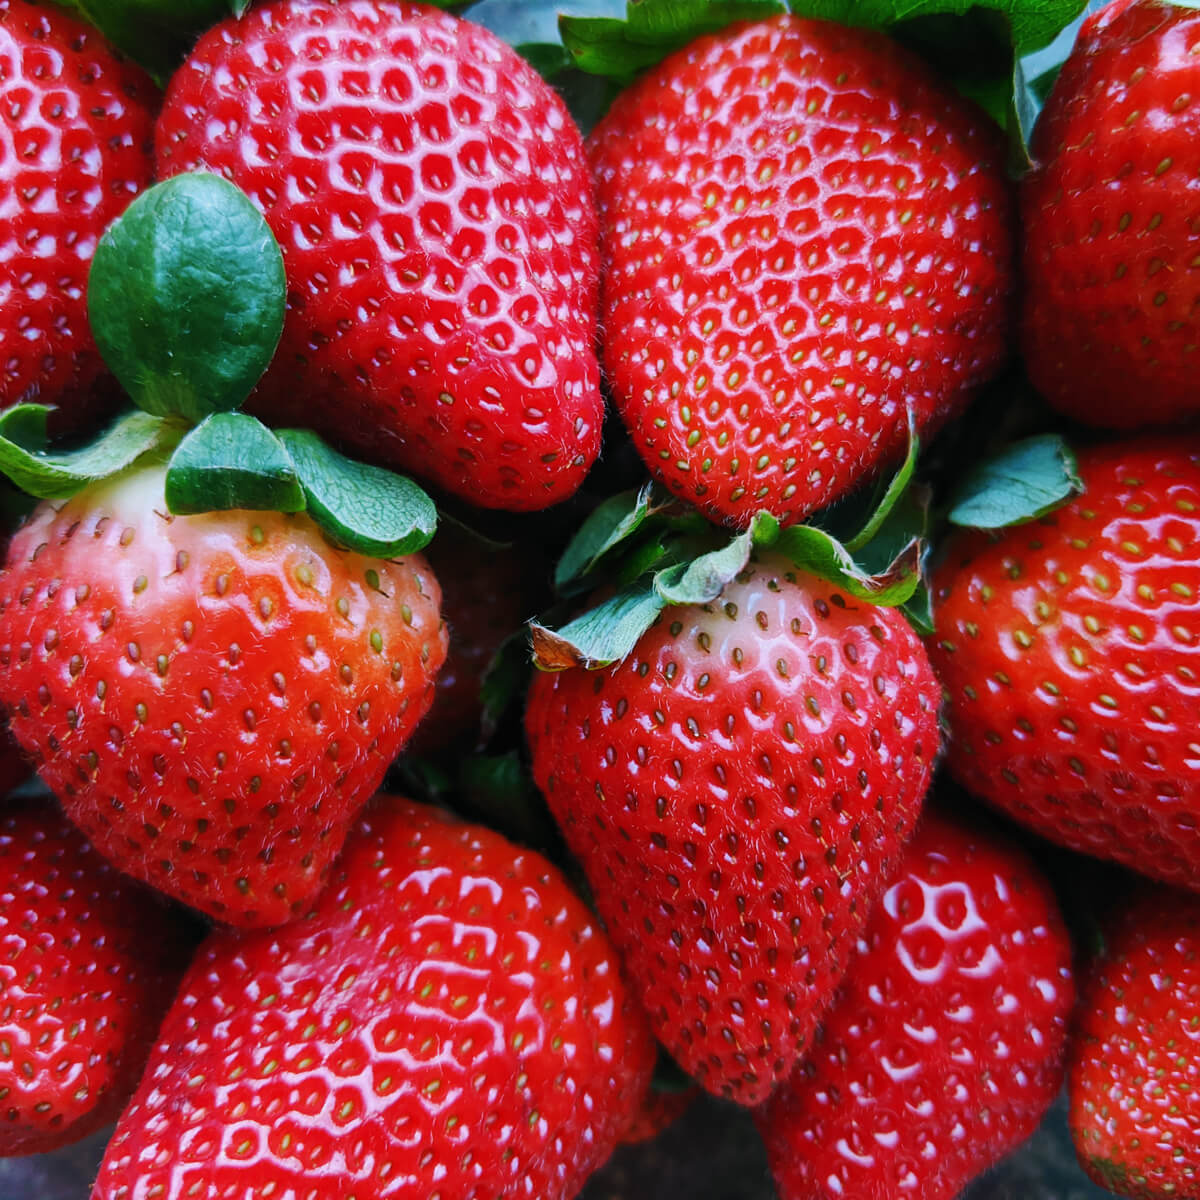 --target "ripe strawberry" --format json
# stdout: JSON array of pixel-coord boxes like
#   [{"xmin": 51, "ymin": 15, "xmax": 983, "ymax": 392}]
[
  {"xmin": 929, "ymin": 440, "xmax": 1200, "ymax": 889},
  {"xmin": 526, "ymin": 556, "xmax": 941, "ymax": 1106},
  {"xmin": 1070, "ymin": 887, "xmax": 1200, "ymax": 1198},
  {"xmin": 155, "ymin": 0, "xmax": 603, "ymax": 512},
  {"xmin": 589, "ymin": 14, "xmax": 1013, "ymax": 530},
  {"xmin": 92, "ymin": 796, "xmax": 657, "ymax": 1200},
  {"xmin": 1023, "ymin": 0, "xmax": 1200, "ymax": 429},
  {"xmin": 0, "ymin": 0, "xmax": 155, "ymax": 425},
  {"xmin": 0, "ymin": 463, "xmax": 447, "ymax": 926},
  {"xmin": 0, "ymin": 795, "xmax": 188, "ymax": 1156},
  {"xmin": 757, "ymin": 811, "xmax": 1074, "ymax": 1200}
]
